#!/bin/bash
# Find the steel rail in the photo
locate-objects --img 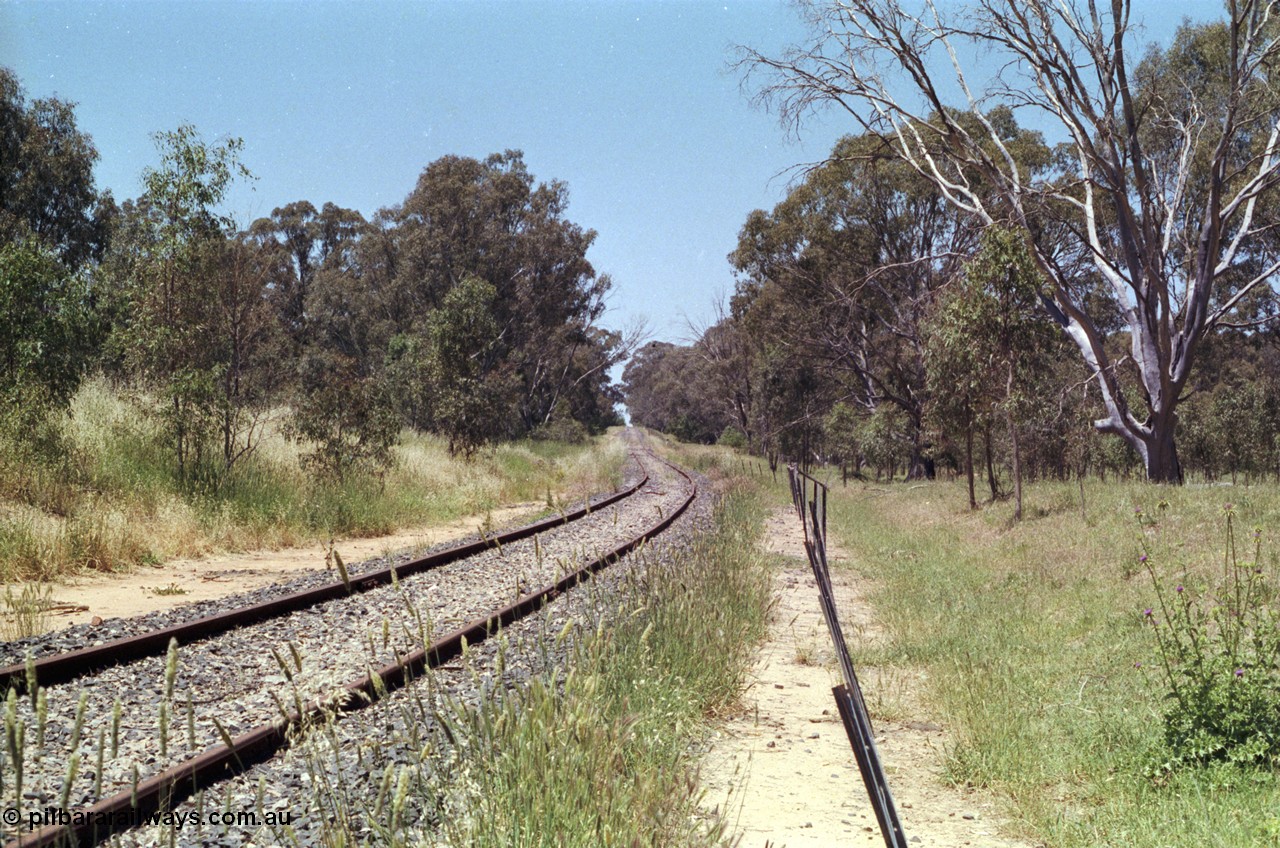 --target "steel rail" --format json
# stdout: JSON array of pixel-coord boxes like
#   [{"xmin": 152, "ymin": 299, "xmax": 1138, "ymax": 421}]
[
  {"xmin": 0, "ymin": 462, "xmax": 649, "ymax": 694},
  {"xmin": 8, "ymin": 451, "xmax": 696, "ymax": 848}
]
